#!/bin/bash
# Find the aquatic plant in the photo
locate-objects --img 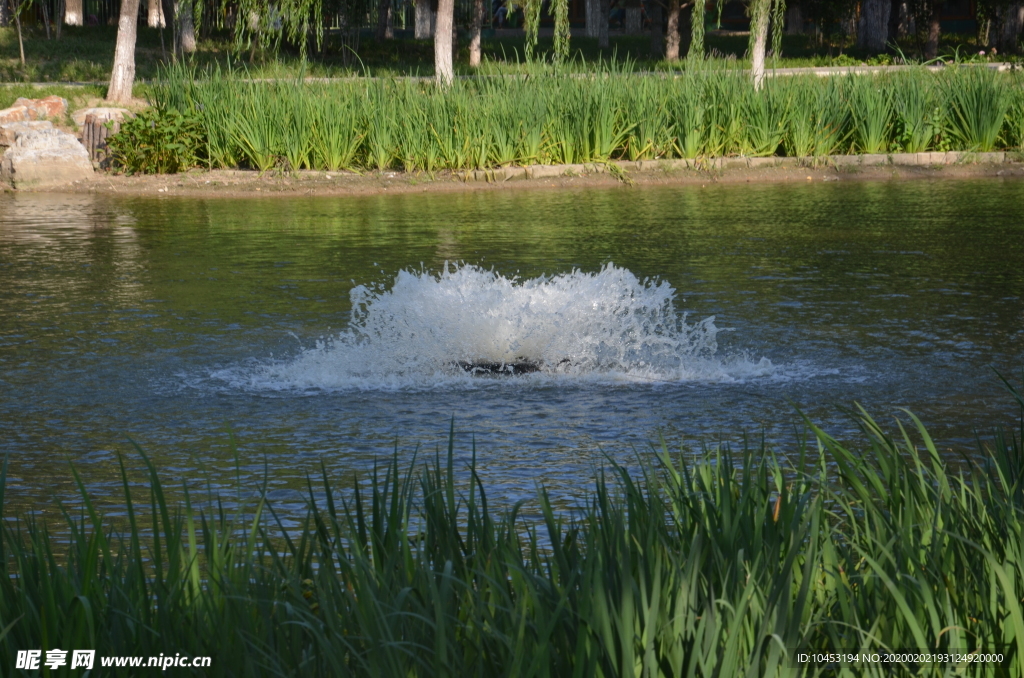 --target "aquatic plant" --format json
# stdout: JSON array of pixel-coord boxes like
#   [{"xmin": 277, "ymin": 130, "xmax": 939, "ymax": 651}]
[
  {"xmin": 892, "ymin": 70, "xmax": 943, "ymax": 154},
  {"xmin": 105, "ymin": 107, "xmax": 207, "ymax": 174},
  {"xmin": 2, "ymin": 376, "xmax": 1024, "ymax": 677},
  {"xmin": 125, "ymin": 65, "xmax": 1024, "ymax": 174},
  {"xmin": 943, "ymin": 67, "xmax": 1012, "ymax": 153},
  {"xmin": 847, "ymin": 75, "xmax": 893, "ymax": 154}
]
